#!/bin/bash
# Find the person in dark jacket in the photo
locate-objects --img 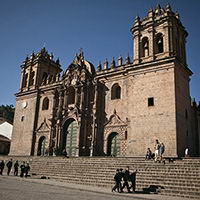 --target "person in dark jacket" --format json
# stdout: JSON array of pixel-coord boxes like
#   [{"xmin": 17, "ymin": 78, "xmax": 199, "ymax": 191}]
[
  {"xmin": 6, "ymin": 159, "xmax": 13, "ymax": 176},
  {"xmin": 119, "ymin": 168, "xmax": 124, "ymax": 192},
  {"xmin": 24, "ymin": 163, "xmax": 30, "ymax": 177},
  {"xmin": 20, "ymin": 161, "xmax": 25, "ymax": 177},
  {"xmin": 129, "ymin": 169, "xmax": 137, "ymax": 192},
  {"xmin": 121, "ymin": 166, "xmax": 131, "ymax": 193},
  {"xmin": 14, "ymin": 160, "xmax": 19, "ymax": 176},
  {"xmin": 0, "ymin": 160, "xmax": 5, "ymax": 175},
  {"xmin": 112, "ymin": 169, "xmax": 122, "ymax": 192}
]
